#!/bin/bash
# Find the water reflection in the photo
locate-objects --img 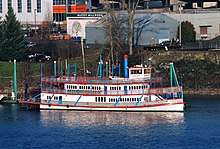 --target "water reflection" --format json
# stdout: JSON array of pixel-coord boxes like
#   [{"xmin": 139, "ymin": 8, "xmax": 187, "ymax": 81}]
[{"xmin": 40, "ymin": 110, "xmax": 184, "ymax": 127}]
